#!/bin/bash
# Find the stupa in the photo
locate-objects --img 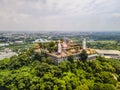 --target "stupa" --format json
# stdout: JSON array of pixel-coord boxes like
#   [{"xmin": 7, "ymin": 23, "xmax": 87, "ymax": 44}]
[{"xmin": 34, "ymin": 43, "xmax": 41, "ymax": 53}]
